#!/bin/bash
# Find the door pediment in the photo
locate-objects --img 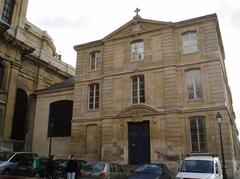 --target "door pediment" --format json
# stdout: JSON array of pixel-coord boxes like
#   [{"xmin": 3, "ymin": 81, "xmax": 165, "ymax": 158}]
[{"xmin": 117, "ymin": 104, "xmax": 158, "ymax": 117}]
